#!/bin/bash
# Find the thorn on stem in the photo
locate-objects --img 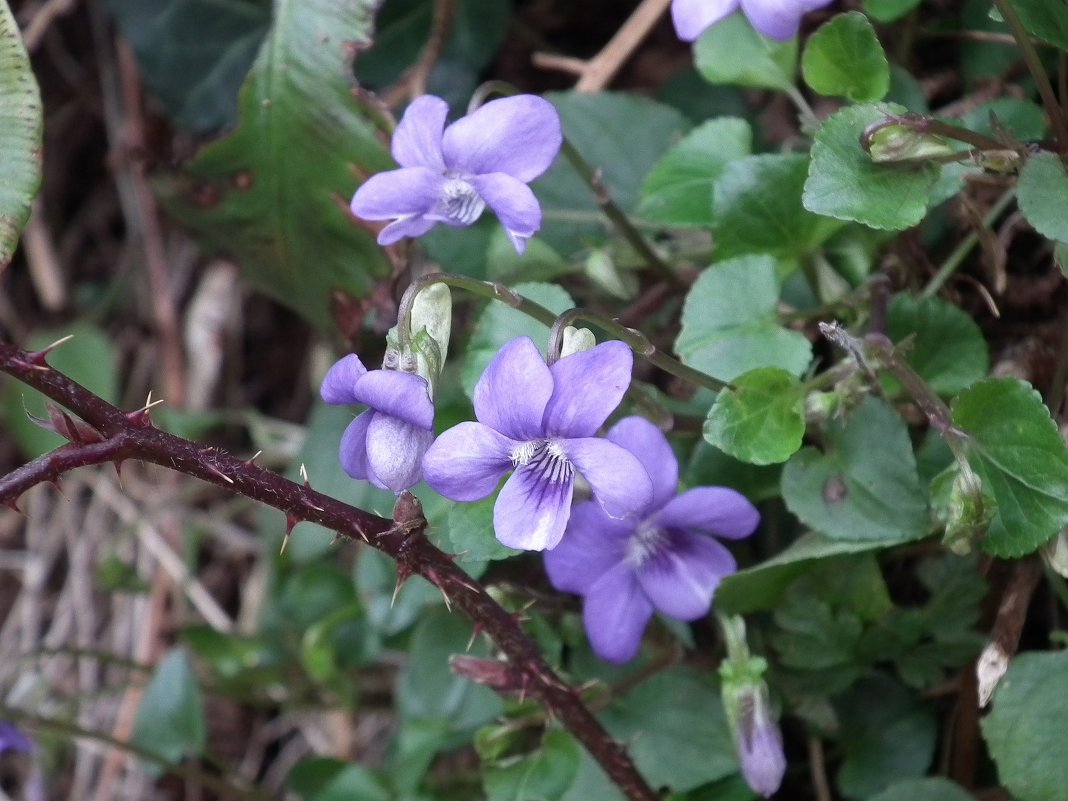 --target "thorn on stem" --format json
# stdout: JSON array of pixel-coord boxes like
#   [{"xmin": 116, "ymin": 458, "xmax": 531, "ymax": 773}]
[{"xmin": 23, "ymin": 334, "xmax": 75, "ymax": 367}]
